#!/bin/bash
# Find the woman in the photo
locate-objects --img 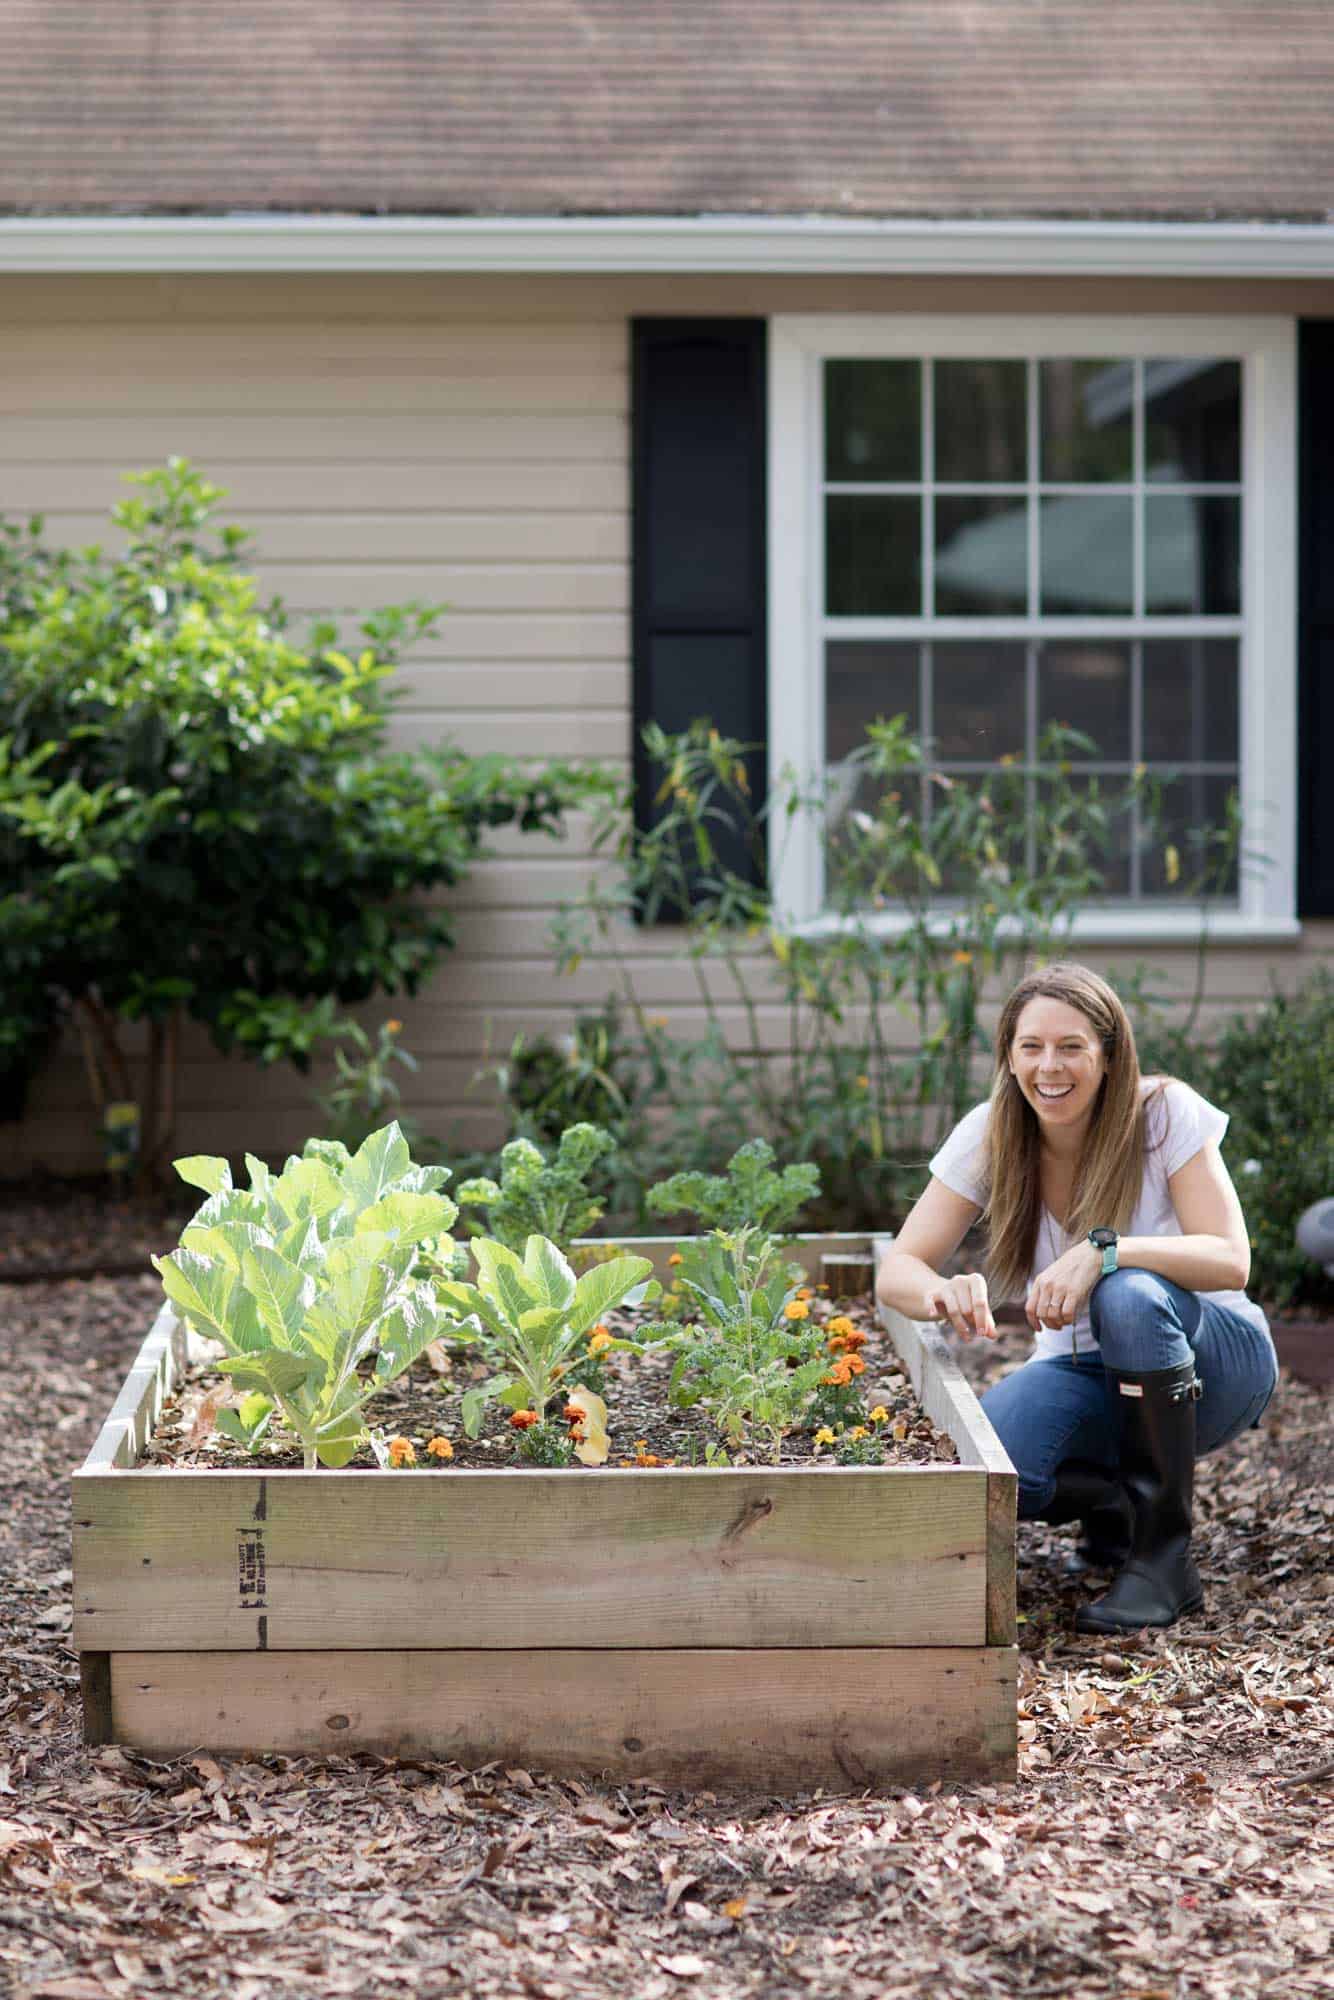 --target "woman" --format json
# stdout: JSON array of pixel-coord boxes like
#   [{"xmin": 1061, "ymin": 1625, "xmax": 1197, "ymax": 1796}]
[{"xmin": 875, "ymin": 963, "xmax": 1278, "ymax": 1635}]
